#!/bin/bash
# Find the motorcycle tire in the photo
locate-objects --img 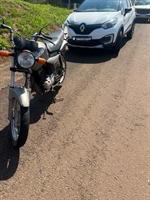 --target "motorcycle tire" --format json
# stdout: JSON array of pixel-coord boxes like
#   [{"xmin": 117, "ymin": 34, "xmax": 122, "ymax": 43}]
[
  {"xmin": 10, "ymin": 99, "xmax": 30, "ymax": 148},
  {"xmin": 56, "ymin": 54, "xmax": 66, "ymax": 86}
]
